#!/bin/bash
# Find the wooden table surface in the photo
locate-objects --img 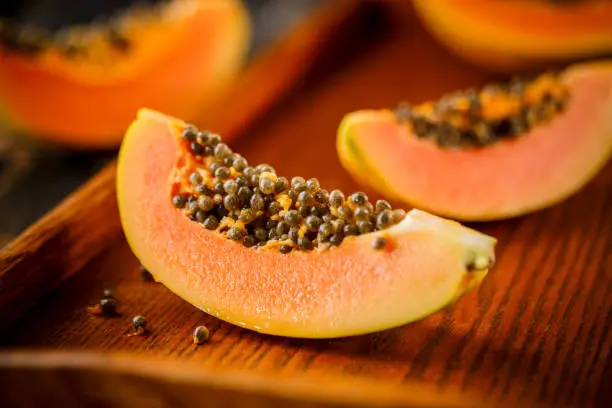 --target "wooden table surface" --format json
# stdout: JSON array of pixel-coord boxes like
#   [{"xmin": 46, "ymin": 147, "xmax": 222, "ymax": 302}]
[{"xmin": 0, "ymin": 1, "xmax": 609, "ymax": 408}]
